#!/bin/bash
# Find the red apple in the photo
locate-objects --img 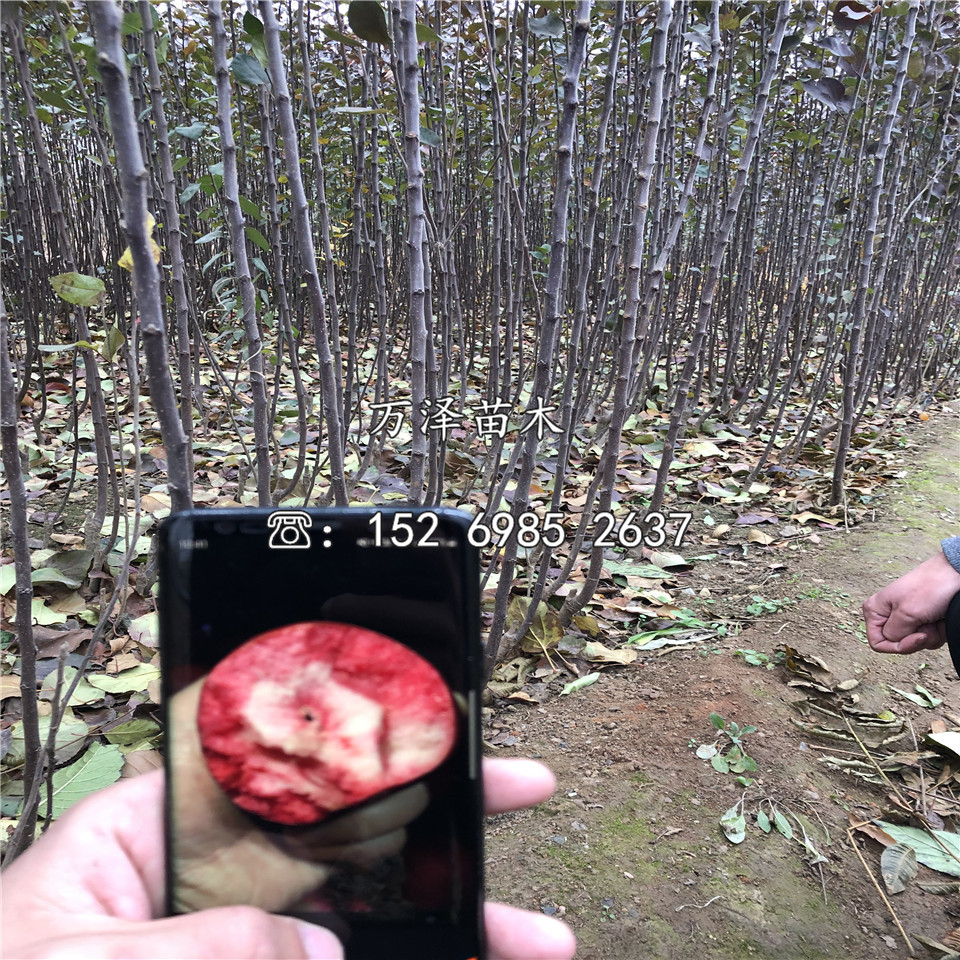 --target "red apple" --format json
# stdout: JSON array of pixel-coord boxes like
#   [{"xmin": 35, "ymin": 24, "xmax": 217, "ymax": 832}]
[{"xmin": 196, "ymin": 621, "xmax": 456, "ymax": 825}]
